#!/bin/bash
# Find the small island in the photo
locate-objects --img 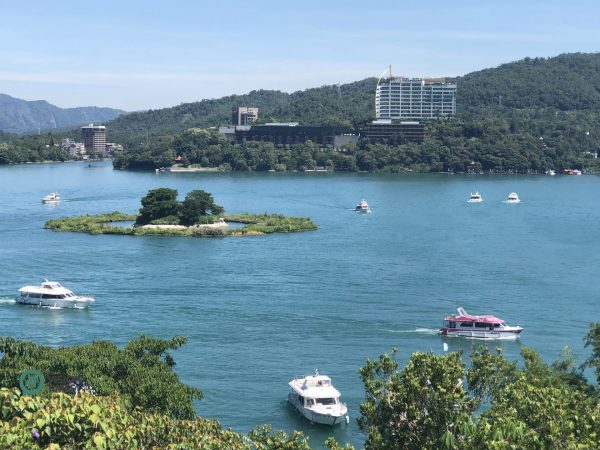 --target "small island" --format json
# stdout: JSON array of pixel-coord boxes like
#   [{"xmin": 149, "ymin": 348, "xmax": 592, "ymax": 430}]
[{"xmin": 44, "ymin": 188, "xmax": 317, "ymax": 237}]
